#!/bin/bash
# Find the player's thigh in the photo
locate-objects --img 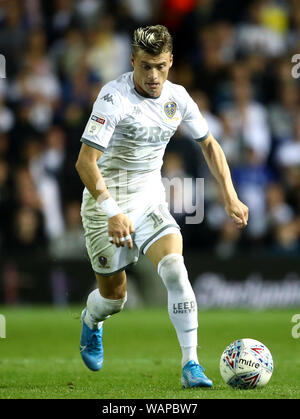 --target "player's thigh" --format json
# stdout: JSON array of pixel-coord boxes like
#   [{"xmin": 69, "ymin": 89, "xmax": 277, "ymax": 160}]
[
  {"xmin": 95, "ymin": 271, "xmax": 127, "ymax": 300},
  {"xmin": 82, "ymin": 213, "xmax": 137, "ymax": 298},
  {"xmin": 145, "ymin": 233, "xmax": 183, "ymax": 270}
]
